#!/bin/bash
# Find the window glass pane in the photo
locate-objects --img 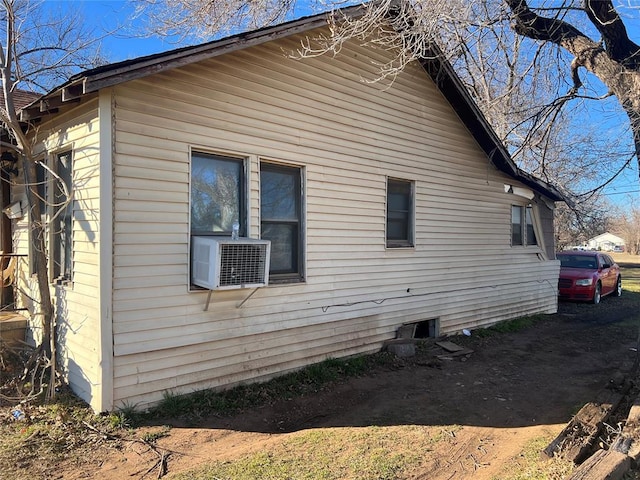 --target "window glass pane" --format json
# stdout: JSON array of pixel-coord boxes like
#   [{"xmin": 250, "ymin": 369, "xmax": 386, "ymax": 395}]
[
  {"xmin": 262, "ymin": 224, "xmax": 297, "ymax": 273},
  {"xmin": 525, "ymin": 207, "xmax": 537, "ymax": 246},
  {"xmin": 191, "ymin": 154, "xmax": 242, "ymax": 234},
  {"xmin": 30, "ymin": 161, "xmax": 47, "ymax": 275},
  {"xmin": 511, "ymin": 206, "xmax": 523, "ymax": 246},
  {"xmin": 386, "ymin": 179, "xmax": 412, "ymax": 246},
  {"xmin": 260, "ymin": 163, "xmax": 302, "ymax": 279},
  {"xmin": 53, "ymin": 151, "xmax": 73, "ymax": 280},
  {"xmin": 387, "ymin": 212, "xmax": 408, "ymax": 240},
  {"xmin": 261, "ymin": 169, "xmax": 297, "ymax": 220},
  {"xmin": 388, "ymin": 186, "xmax": 410, "ymax": 211}
]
